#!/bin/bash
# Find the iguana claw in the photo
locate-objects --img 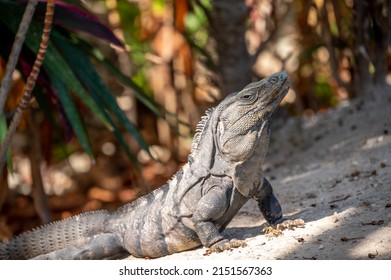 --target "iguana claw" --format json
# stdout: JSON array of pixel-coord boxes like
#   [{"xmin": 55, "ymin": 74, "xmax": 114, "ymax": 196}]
[{"xmin": 210, "ymin": 238, "xmax": 247, "ymax": 253}]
